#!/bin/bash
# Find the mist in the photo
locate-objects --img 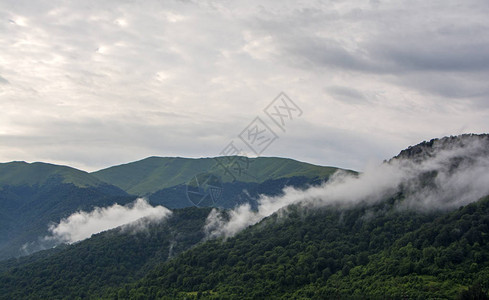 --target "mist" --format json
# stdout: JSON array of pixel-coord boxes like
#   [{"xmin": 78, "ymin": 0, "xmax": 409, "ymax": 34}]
[
  {"xmin": 45, "ymin": 198, "xmax": 171, "ymax": 244},
  {"xmin": 205, "ymin": 135, "xmax": 489, "ymax": 238}
]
